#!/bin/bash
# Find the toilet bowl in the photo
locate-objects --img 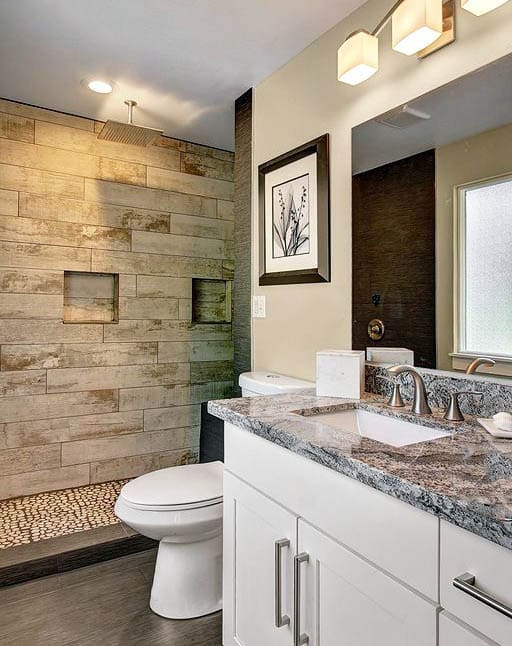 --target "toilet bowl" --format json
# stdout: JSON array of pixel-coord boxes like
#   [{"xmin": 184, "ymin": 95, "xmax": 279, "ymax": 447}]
[
  {"xmin": 115, "ymin": 461, "xmax": 223, "ymax": 619},
  {"xmin": 116, "ymin": 372, "xmax": 312, "ymax": 620}
]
